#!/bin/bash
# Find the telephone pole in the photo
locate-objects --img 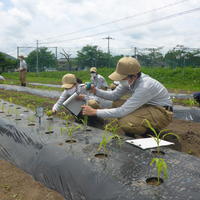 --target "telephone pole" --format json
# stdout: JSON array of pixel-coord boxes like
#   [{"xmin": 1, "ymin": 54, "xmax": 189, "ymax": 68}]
[
  {"xmin": 103, "ymin": 36, "xmax": 114, "ymax": 67},
  {"xmin": 36, "ymin": 40, "xmax": 39, "ymax": 73}
]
